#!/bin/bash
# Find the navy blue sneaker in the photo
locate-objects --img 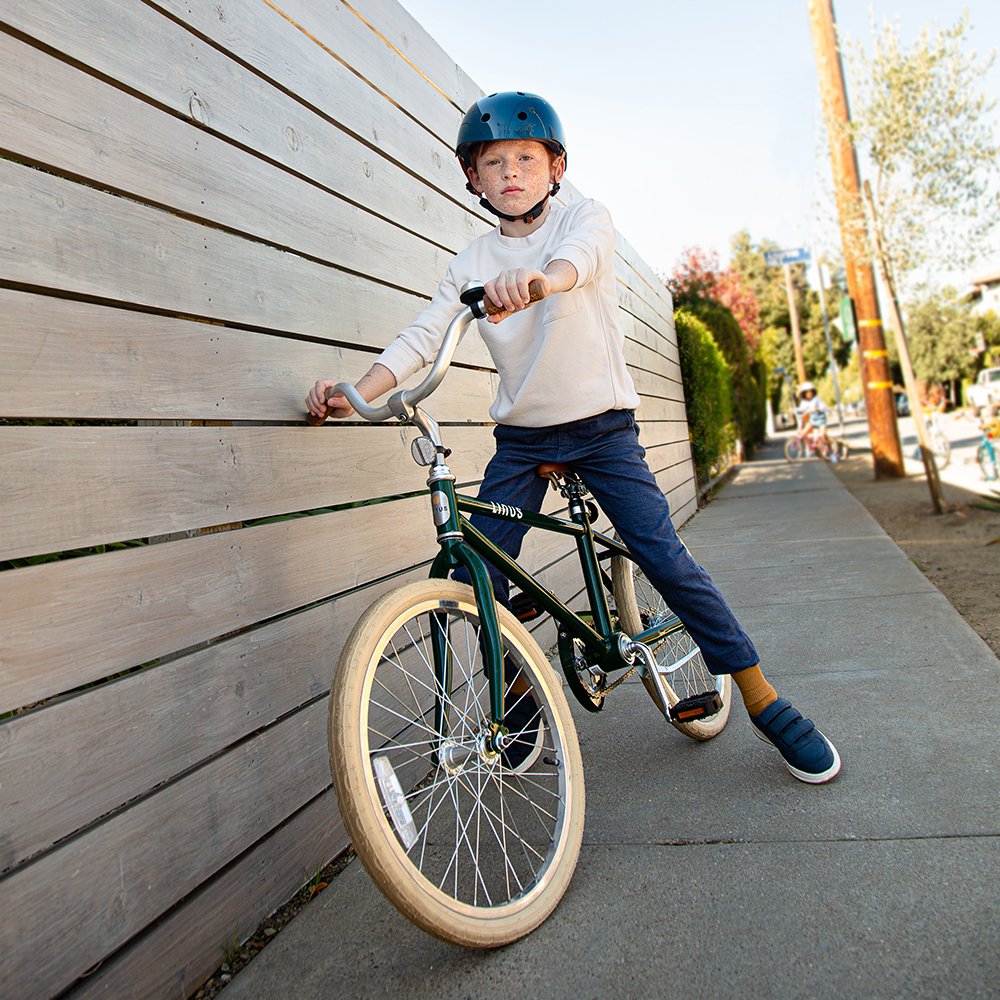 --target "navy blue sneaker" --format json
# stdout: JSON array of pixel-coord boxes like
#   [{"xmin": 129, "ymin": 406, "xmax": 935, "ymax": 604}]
[
  {"xmin": 751, "ymin": 698, "xmax": 841, "ymax": 784},
  {"xmin": 501, "ymin": 687, "xmax": 544, "ymax": 774}
]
